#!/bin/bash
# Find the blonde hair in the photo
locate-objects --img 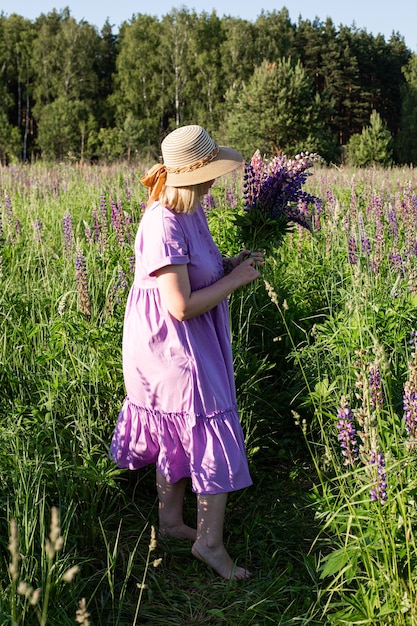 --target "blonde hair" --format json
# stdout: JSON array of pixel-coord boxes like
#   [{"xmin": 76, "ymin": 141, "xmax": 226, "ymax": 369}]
[{"xmin": 158, "ymin": 181, "xmax": 213, "ymax": 214}]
